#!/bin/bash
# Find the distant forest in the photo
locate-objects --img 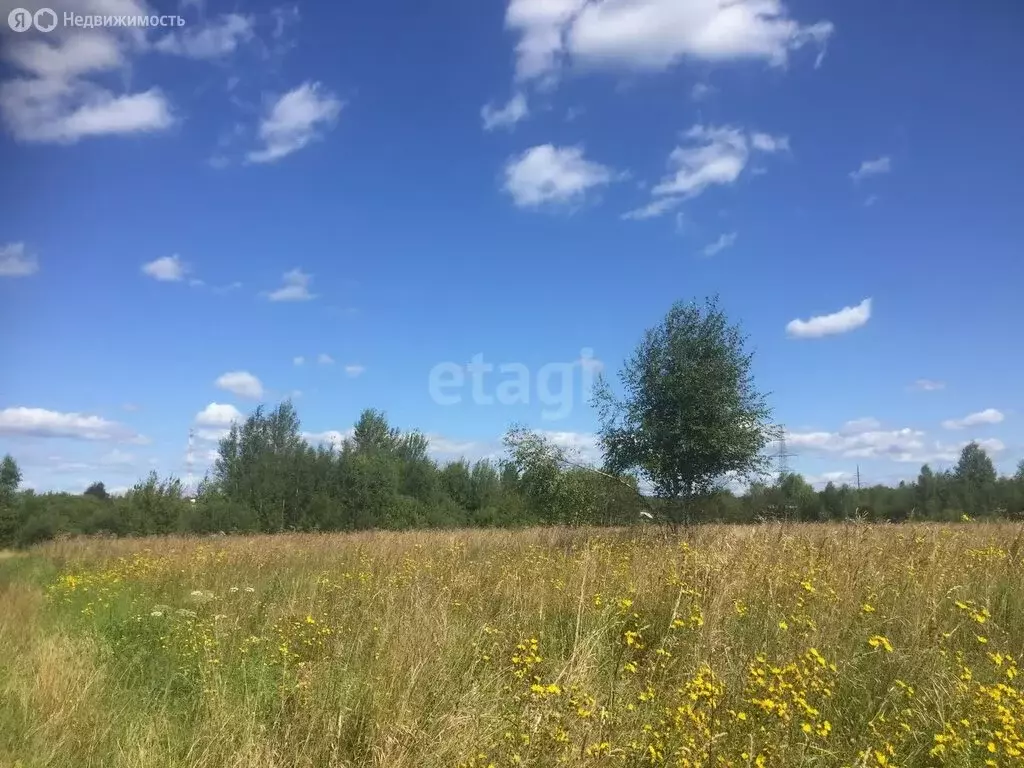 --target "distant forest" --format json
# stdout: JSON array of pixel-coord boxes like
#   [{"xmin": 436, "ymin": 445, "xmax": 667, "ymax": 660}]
[
  {"xmin": 1, "ymin": 402, "xmax": 1022, "ymax": 549},
  {"xmin": 3, "ymin": 298, "xmax": 1019, "ymax": 548}
]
